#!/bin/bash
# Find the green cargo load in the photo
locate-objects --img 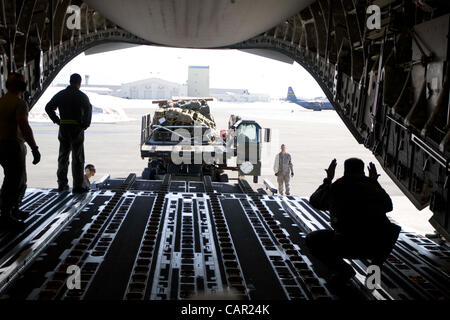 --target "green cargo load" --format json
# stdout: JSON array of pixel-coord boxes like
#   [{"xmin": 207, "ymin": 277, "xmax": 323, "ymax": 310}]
[{"xmin": 152, "ymin": 100, "xmax": 216, "ymax": 128}]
